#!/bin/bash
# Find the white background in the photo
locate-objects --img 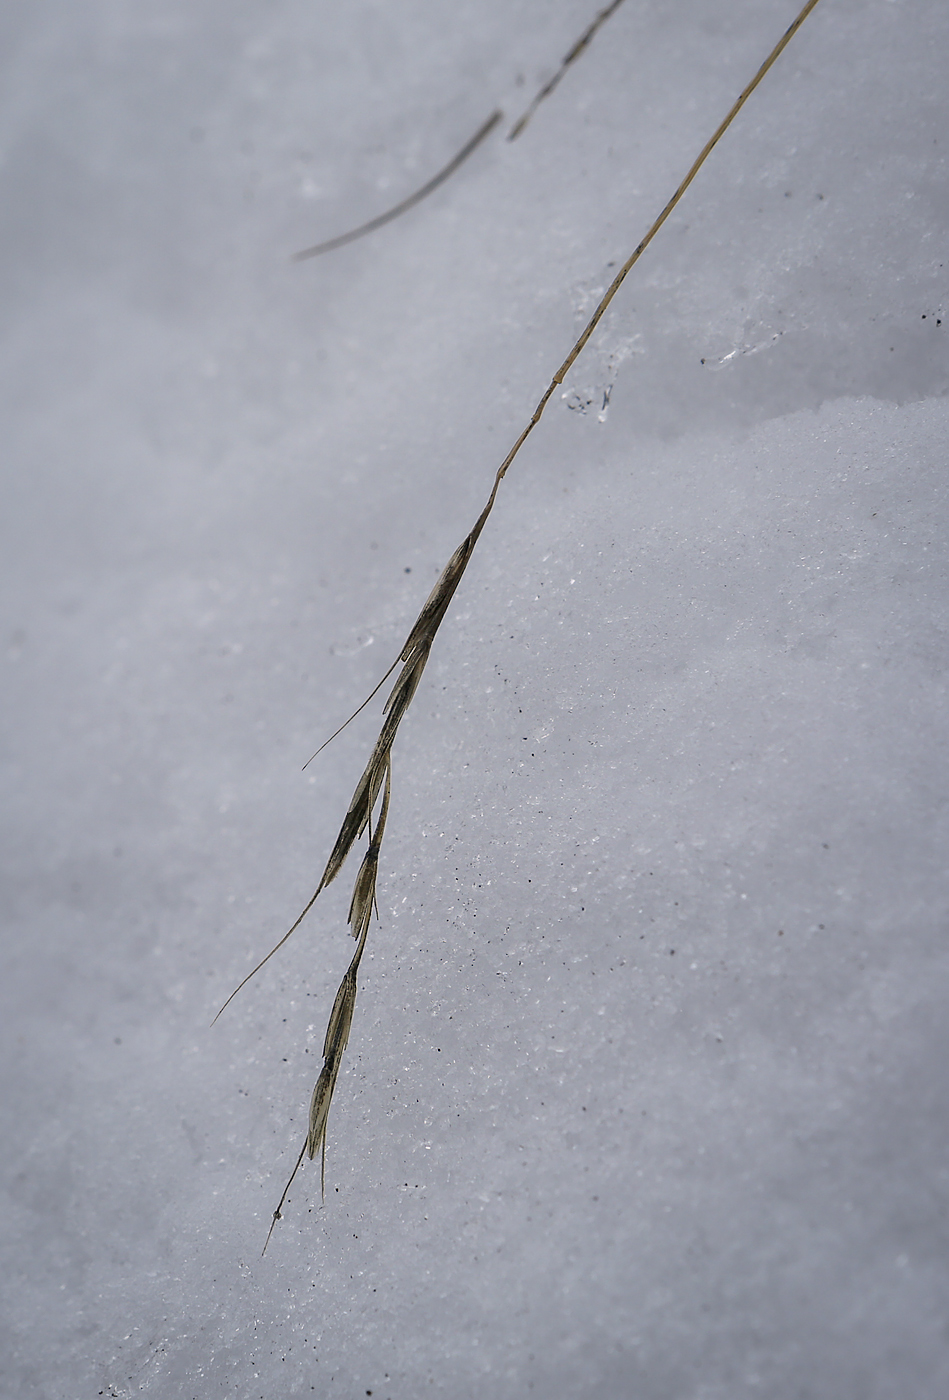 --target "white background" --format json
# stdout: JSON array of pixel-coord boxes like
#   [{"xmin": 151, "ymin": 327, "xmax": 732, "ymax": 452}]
[{"xmin": 2, "ymin": 1, "xmax": 947, "ymax": 1395}]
